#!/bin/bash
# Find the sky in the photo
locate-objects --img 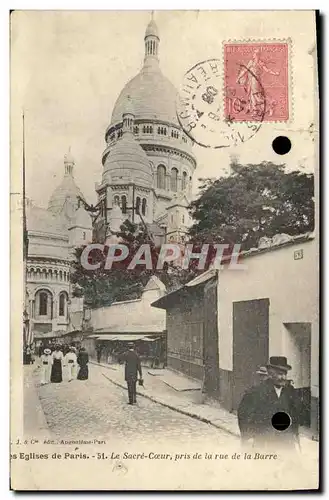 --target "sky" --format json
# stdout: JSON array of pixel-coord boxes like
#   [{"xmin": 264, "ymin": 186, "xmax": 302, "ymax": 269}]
[{"xmin": 11, "ymin": 10, "xmax": 317, "ymax": 208}]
